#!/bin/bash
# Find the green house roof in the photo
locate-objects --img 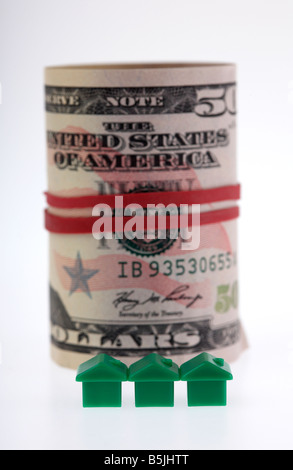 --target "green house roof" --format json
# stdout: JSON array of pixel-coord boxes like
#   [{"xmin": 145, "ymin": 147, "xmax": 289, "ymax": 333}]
[
  {"xmin": 128, "ymin": 353, "xmax": 180, "ymax": 382},
  {"xmin": 76, "ymin": 353, "xmax": 128, "ymax": 382},
  {"xmin": 180, "ymin": 352, "xmax": 233, "ymax": 381}
]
